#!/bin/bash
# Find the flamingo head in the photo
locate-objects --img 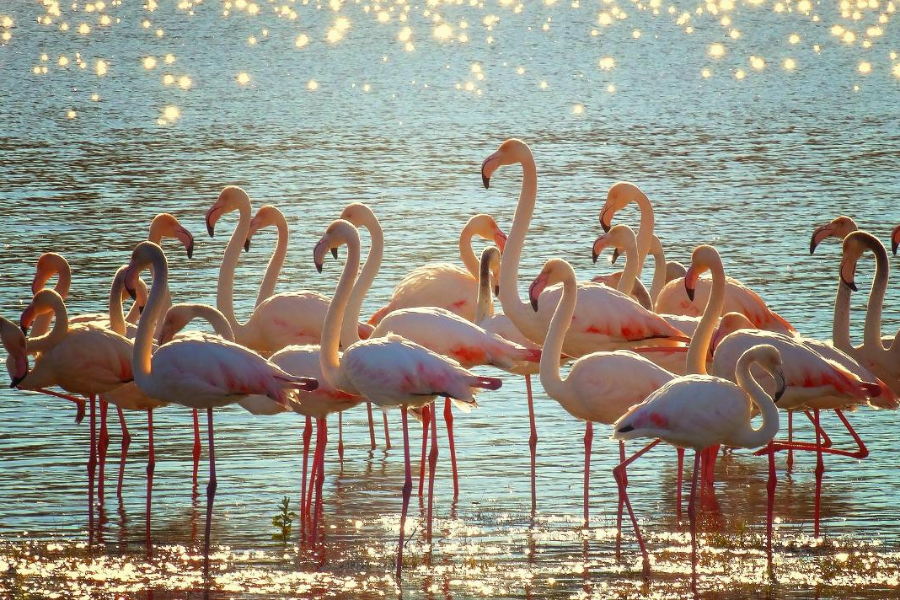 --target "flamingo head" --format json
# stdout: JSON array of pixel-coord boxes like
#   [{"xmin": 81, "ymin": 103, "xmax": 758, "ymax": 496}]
[
  {"xmin": 665, "ymin": 260, "xmax": 687, "ymax": 283},
  {"xmin": 710, "ymin": 312, "xmax": 755, "ymax": 354},
  {"xmin": 112, "ymin": 265, "xmax": 148, "ymax": 314},
  {"xmin": 479, "ymin": 246, "xmax": 502, "ymax": 298},
  {"xmin": 685, "ymin": 244, "xmax": 720, "ymax": 302},
  {"xmin": 839, "ymin": 231, "xmax": 884, "ymax": 293},
  {"xmin": 314, "ymin": 219, "xmax": 357, "ymax": 273},
  {"xmin": 149, "ymin": 213, "xmax": 195, "ymax": 259},
  {"xmin": 529, "ymin": 258, "xmax": 575, "ymax": 312},
  {"xmin": 892, "ymin": 224, "xmax": 900, "ymax": 256},
  {"xmin": 19, "ymin": 289, "xmax": 60, "ymax": 337},
  {"xmin": 591, "ymin": 224, "xmax": 634, "ymax": 264},
  {"xmin": 157, "ymin": 304, "xmax": 195, "ymax": 346},
  {"xmin": 31, "ymin": 252, "xmax": 69, "ymax": 296},
  {"xmin": 125, "ymin": 242, "xmax": 165, "ymax": 300},
  {"xmin": 466, "ymin": 214, "xmax": 507, "ymax": 253},
  {"xmin": 739, "ymin": 344, "xmax": 786, "ymax": 402},
  {"xmin": 245, "ymin": 205, "xmax": 283, "ymax": 252},
  {"xmin": 0, "ymin": 317, "xmax": 29, "ymax": 388},
  {"xmin": 206, "ymin": 186, "xmax": 250, "ymax": 237},
  {"xmin": 337, "ymin": 203, "xmax": 380, "ymax": 259},
  {"xmin": 480, "ymin": 138, "xmax": 532, "ymax": 189},
  {"xmin": 599, "ymin": 181, "xmax": 645, "ymax": 233},
  {"xmin": 809, "ymin": 215, "xmax": 857, "ymax": 255}
]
